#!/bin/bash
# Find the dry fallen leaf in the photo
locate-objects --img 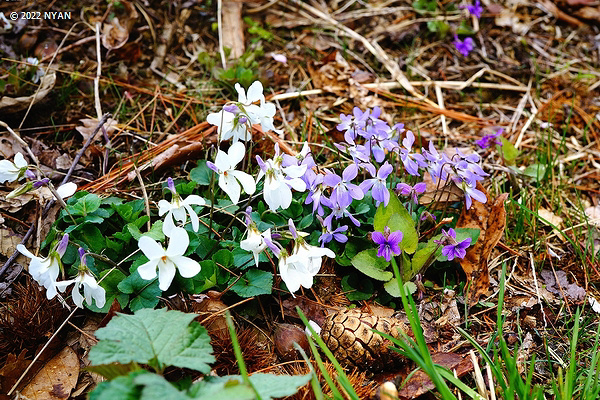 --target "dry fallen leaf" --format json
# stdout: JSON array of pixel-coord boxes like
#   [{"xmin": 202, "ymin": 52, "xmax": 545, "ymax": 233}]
[
  {"xmin": 398, "ymin": 353, "xmax": 473, "ymax": 399},
  {"xmin": 540, "ymin": 269, "xmax": 586, "ymax": 301},
  {"xmin": 538, "ymin": 208, "xmax": 565, "ymax": 241},
  {"xmin": 21, "ymin": 346, "xmax": 79, "ymax": 400},
  {"xmin": 0, "ymin": 227, "xmax": 26, "ymax": 264},
  {"xmin": 575, "ymin": 6, "xmax": 600, "ymax": 22},
  {"xmin": 75, "ymin": 118, "xmax": 118, "ymax": 143},
  {"xmin": 456, "ymin": 184, "xmax": 509, "ymax": 306},
  {"xmin": 0, "ymin": 73, "xmax": 56, "ymax": 114},
  {"xmin": 418, "ymin": 172, "xmax": 463, "ymax": 208},
  {"xmin": 585, "ymin": 205, "xmax": 600, "ymax": 227}
]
